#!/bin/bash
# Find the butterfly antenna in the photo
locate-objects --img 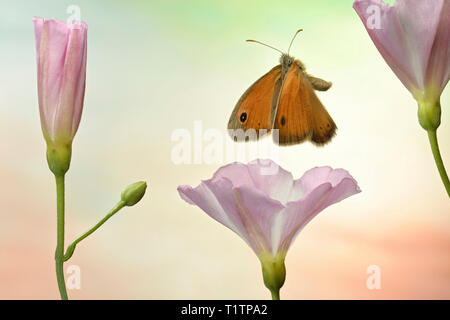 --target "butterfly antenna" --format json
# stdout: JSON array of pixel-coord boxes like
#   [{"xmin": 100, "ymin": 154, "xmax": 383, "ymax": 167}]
[
  {"xmin": 287, "ymin": 28, "xmax": 303, "ymax": 55},
  {"xmin": 246, "ymin": 40, "xmax": 284, "ymax": 55}
]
